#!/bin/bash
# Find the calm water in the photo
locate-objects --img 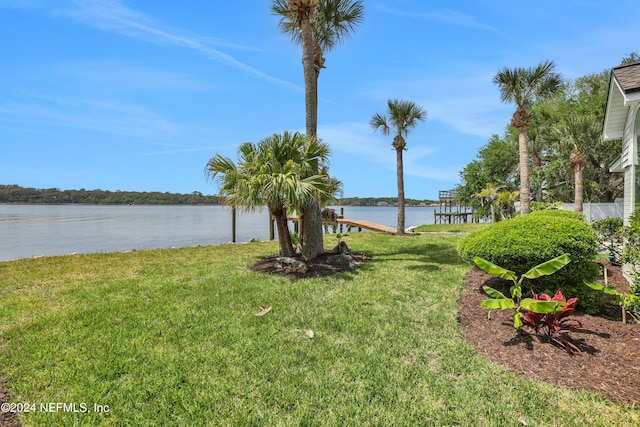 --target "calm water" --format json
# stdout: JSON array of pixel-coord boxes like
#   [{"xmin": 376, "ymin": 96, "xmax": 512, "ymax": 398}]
[{"xmin": 0, "ymin": 204, "xmax": 437, "ymax": 261}]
